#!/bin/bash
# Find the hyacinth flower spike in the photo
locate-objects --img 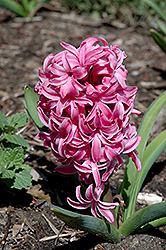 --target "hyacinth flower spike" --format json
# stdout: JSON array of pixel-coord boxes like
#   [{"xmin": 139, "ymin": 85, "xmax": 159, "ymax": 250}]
[
  {"xmin": 25, "ymin": 36, "xmax": 166, "ymax": 242},
  {"xmin": 34, "ymin": 36, "xmax": 142, "ymax": 225}
]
